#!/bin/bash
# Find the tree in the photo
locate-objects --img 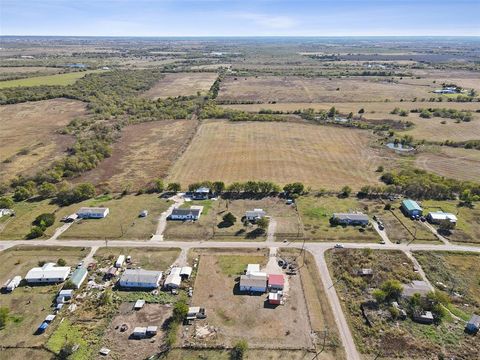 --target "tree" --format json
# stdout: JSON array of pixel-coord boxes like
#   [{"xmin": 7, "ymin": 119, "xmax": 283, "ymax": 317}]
[
  {"xmin": 57, "ymin": 258, "xmax": 67, "ymax": 266},
  {"xmin": 380, "ymin": 279, "xmax": 403, "ymax": 301},
  {"xmin": 376, "ymin": 165, "xmax": 384, "ymax": 173},
  {"xmin": 0, "ymin": 307, "xmax": 9, "ymax": 329},
  {"xmin": 99, "ymin": 289, "xmax": 113, "ymax": 306},
  {"xmin": 38, "ymin": 182, "xmax": 56, "ymax": 199},
  {"xmin": 212, "ymin": 181, "xmax": 225, "ymax": 194},
  {"xmin": 340, "ymin": 186, "xmax": 352, "ymax": 198},
  {"xmin": 358, "ymin": 108, "xmax": 365, "ymax": 114},
  {"xmin": 372, "ymin": 289, "xmax": 386, "ymax": 303},
  {"xmin": 256, "ymin": 217, "xmax": 269, "ymax": 231},
  {"xmin": 328, "ymin": 106, "xmax": 336, "ymax": 118},
  {"xmin": 33, "ymin": 213, "xmax": 55, "ymax": 229},
  {"xmin": 173, "ymin": 297, "xmax": 189, "ymax": 322},
  {"xmin": 0, "ymin": 197, "xmax": 14, "ymax": 209},
  {"xmin": 283, "ymin": 182, "xmax": 304, "ymax": 196},
  {"xmin": 26, "ymin": 226, "xmax": 44, "ymax": 239},
  {"xmin": 222, "ymin": 212, "xmax": 236, "ymax": 227},
  {"xmin": 231, "ymin": 339, "xmax": 248, "ymax": 360},
  {"xmin": 13, "ymin": 186, "xmax": 31, "ymax": 202},
  {"xmin": 152, "ymin": 178, "xmax": 164, "ymax": 193},
  {"xmin": 167, "ymin": 182, "xmax": 181, "ymax": 192}
]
